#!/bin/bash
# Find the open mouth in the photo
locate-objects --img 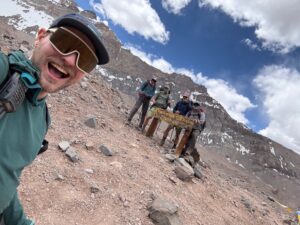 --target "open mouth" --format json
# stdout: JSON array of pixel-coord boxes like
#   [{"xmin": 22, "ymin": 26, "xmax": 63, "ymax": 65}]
[{"xmin": 48, "ymin": 62, "xmax": 70, "ymax": 79}]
